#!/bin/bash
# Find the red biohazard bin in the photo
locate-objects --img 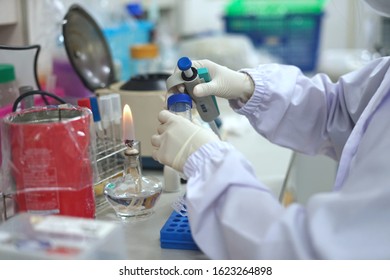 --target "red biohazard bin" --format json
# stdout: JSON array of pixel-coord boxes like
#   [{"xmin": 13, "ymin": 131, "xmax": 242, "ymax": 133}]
[{"xmin": 1, "ymin": 106, "xmax": 96, "ymax": 218}]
